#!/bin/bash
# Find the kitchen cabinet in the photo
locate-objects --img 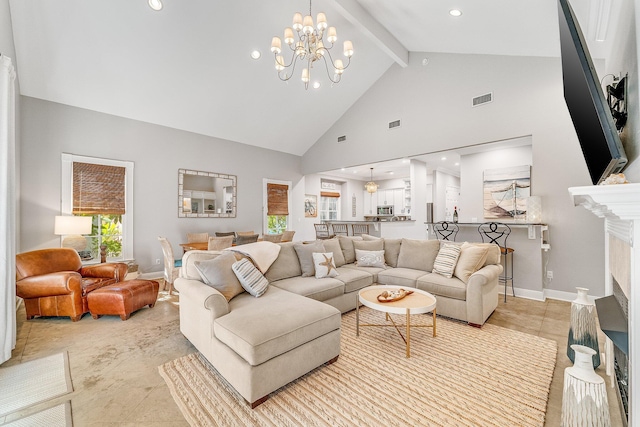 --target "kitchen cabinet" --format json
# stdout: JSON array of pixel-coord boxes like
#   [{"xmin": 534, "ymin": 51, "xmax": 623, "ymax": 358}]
[{"xmin": 363, "ymin": 190, "xmax": 378, "ymax": 215}]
